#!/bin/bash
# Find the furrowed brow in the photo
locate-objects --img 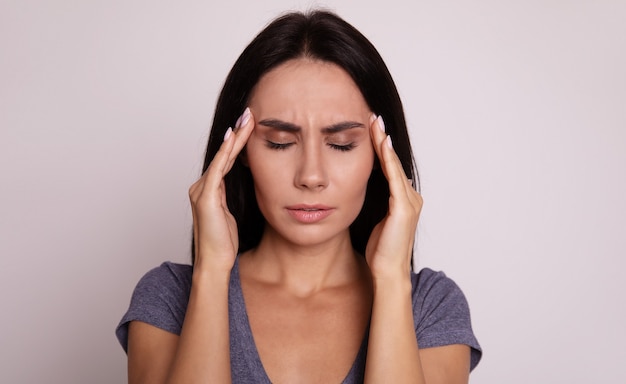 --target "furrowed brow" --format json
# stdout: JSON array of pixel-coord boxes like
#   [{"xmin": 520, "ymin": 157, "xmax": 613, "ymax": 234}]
[
  {"xmin": 258, "ymin": 119, "xmax": 301, "ymax": 132},
  {"xmin": 257, "ymin": 119, "xmax": 364, "ymax": 134},
  {"xmin": 321, "ymin": 121, "xmax": 364, "ymax": 134}
]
